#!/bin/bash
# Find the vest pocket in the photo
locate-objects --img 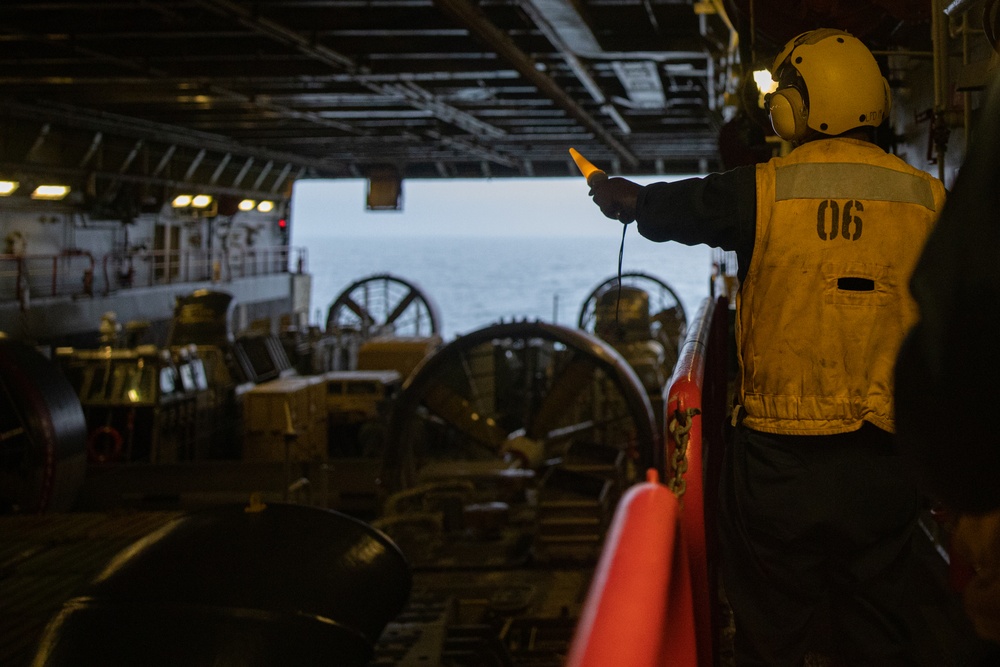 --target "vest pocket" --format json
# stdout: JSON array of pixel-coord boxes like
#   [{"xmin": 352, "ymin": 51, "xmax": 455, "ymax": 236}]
[
  {"xmin": 823, "ymin": 262, "xmax": 893, "ymax": 306},
  {"xmin": 837, "ymin": 277, "xmax": 875, "ymax": 291}
]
